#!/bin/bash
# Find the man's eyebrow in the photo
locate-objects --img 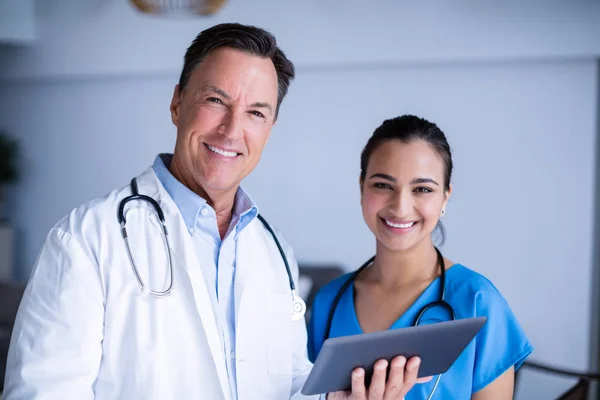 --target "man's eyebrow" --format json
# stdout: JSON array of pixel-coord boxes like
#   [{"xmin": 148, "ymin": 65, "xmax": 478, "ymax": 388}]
[
  {"xmin": 249, "ymin": 101, "xmax": 273, "ymax": 115},
  {"xmin": 196, "ymin": 84, "xmax": 230, "ymax": 100}
]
